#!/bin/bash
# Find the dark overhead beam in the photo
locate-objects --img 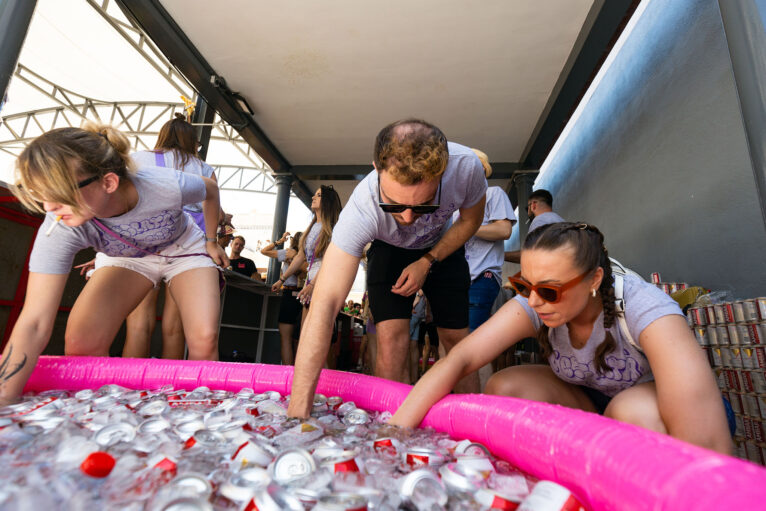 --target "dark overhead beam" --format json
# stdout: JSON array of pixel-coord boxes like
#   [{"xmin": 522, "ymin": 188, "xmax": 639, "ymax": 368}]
[
  {"xmin": 521, "ymin": 0, "xmax": 638, "ymax": 169},
  {"xmin": 116, "ymin": 0, "xmax": 291, "ymax": 174},
  {"xmin": 292, "ymin": 162, "xmax": 522, "ymax": 180}
]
